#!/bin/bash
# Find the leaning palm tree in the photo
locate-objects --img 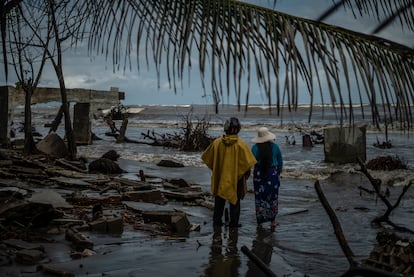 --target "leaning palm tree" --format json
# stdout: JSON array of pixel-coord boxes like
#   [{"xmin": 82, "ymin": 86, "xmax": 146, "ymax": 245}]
[{"xmin": 1, "ymin": 0, "xmax": 413, "ymax": 133}]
